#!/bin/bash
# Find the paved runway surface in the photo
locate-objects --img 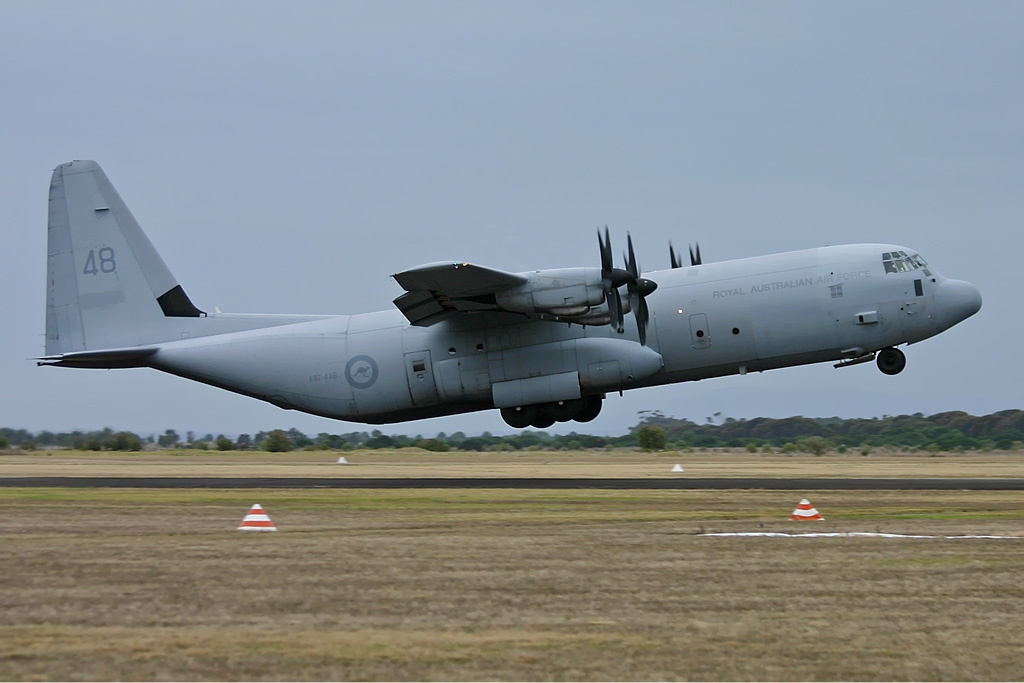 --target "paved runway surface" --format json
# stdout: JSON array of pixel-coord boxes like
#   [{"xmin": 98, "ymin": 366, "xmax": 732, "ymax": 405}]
[{"xmin": 3, "ymin": 477, "xmax": 1024, "ymax": 490}]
